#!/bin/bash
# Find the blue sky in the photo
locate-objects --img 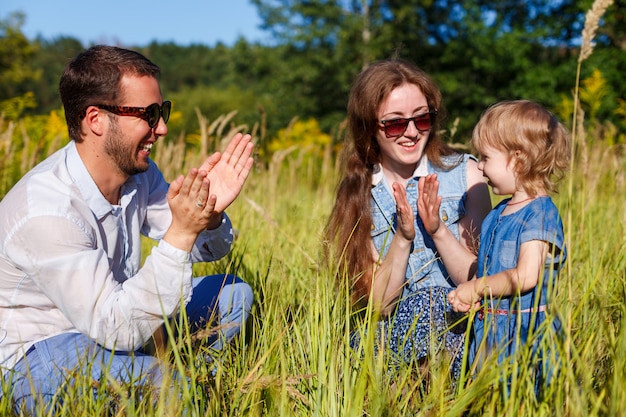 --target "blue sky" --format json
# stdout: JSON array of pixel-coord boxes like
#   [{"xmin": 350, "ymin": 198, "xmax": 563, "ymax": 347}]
[{"xmin": 3, "ymin": 0, "xmax": 268, "ymax": 47}]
